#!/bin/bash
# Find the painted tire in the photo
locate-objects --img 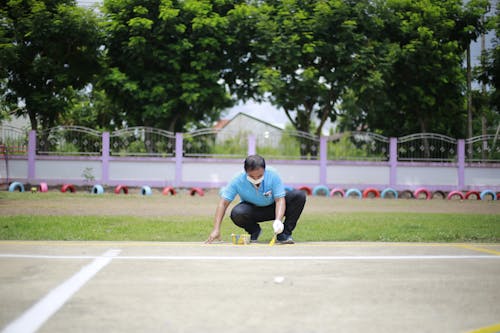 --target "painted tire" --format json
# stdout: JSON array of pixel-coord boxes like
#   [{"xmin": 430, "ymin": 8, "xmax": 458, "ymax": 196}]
[
  {"xmin": 313, "ymin": 185, "xmax": 330, "ymax": 197},
  {"xmin": 479, "ymin": 190, "xmax": 497, "ymax": 201},
  {"xmin": 284, "ymin": 186, "xmax": 295, "ymax": 193},
  {"xmin": 141, "ymin": 186, "xmax": 152, "ymax": 196},
  {"xmin": 39, "ymin": 182, "xmax": 48, "ymax": 193},
  {"xmin": 464, "ymin": 191, "xmax": 481, "ymax": 200},
  {"xmin": 345, "ymin": 188, "xmax": 362, "ymax": 199},
  {"xmin": 330, "ymin": 188, "xmax": 345, "ymax": 198},
  {"xmin": 381, "ymin": 188, "xmax": 398, "ymax": 199},
  {"xmin": 162, "ymin": 186, "xmax": 176, "ymax": 195},
  {"xmin": 431, "ymin": 191, "xmax": 446, "ymax": 200},
  {"xmin": 298, "ymin": 186, "xmax": 312, "ymax": 196},
  {"xmin": 362, "ymin": 188, "xmax": 380, "ymax": 199},
  {"xmin": 447, "ymin": 190, "xmax": 464, "ymax": 200},
  {"xmin": 8, "ymin": 182, "xmax": 25, "ymax": 192},
  {"xmin": 190, "ymin": 187, "xmax": 204, "ymax": 196},
  {"xmin": 114, "ymin": 185, "xmax": 128, "ymax": 194},
  {"xmin": 61, "ymin": 184, "xmax": 76, "ymax": 193},
  {"xmin": 414, "ymin": 188, "xmax": 431, "ymax": 200},
  {"xmin": 399, "ymin": 190, "xmax": 414, "ymax": 199},
  {"xmin": 92, "ymin": 185, "xmax": 104, "ymax": 194}
]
